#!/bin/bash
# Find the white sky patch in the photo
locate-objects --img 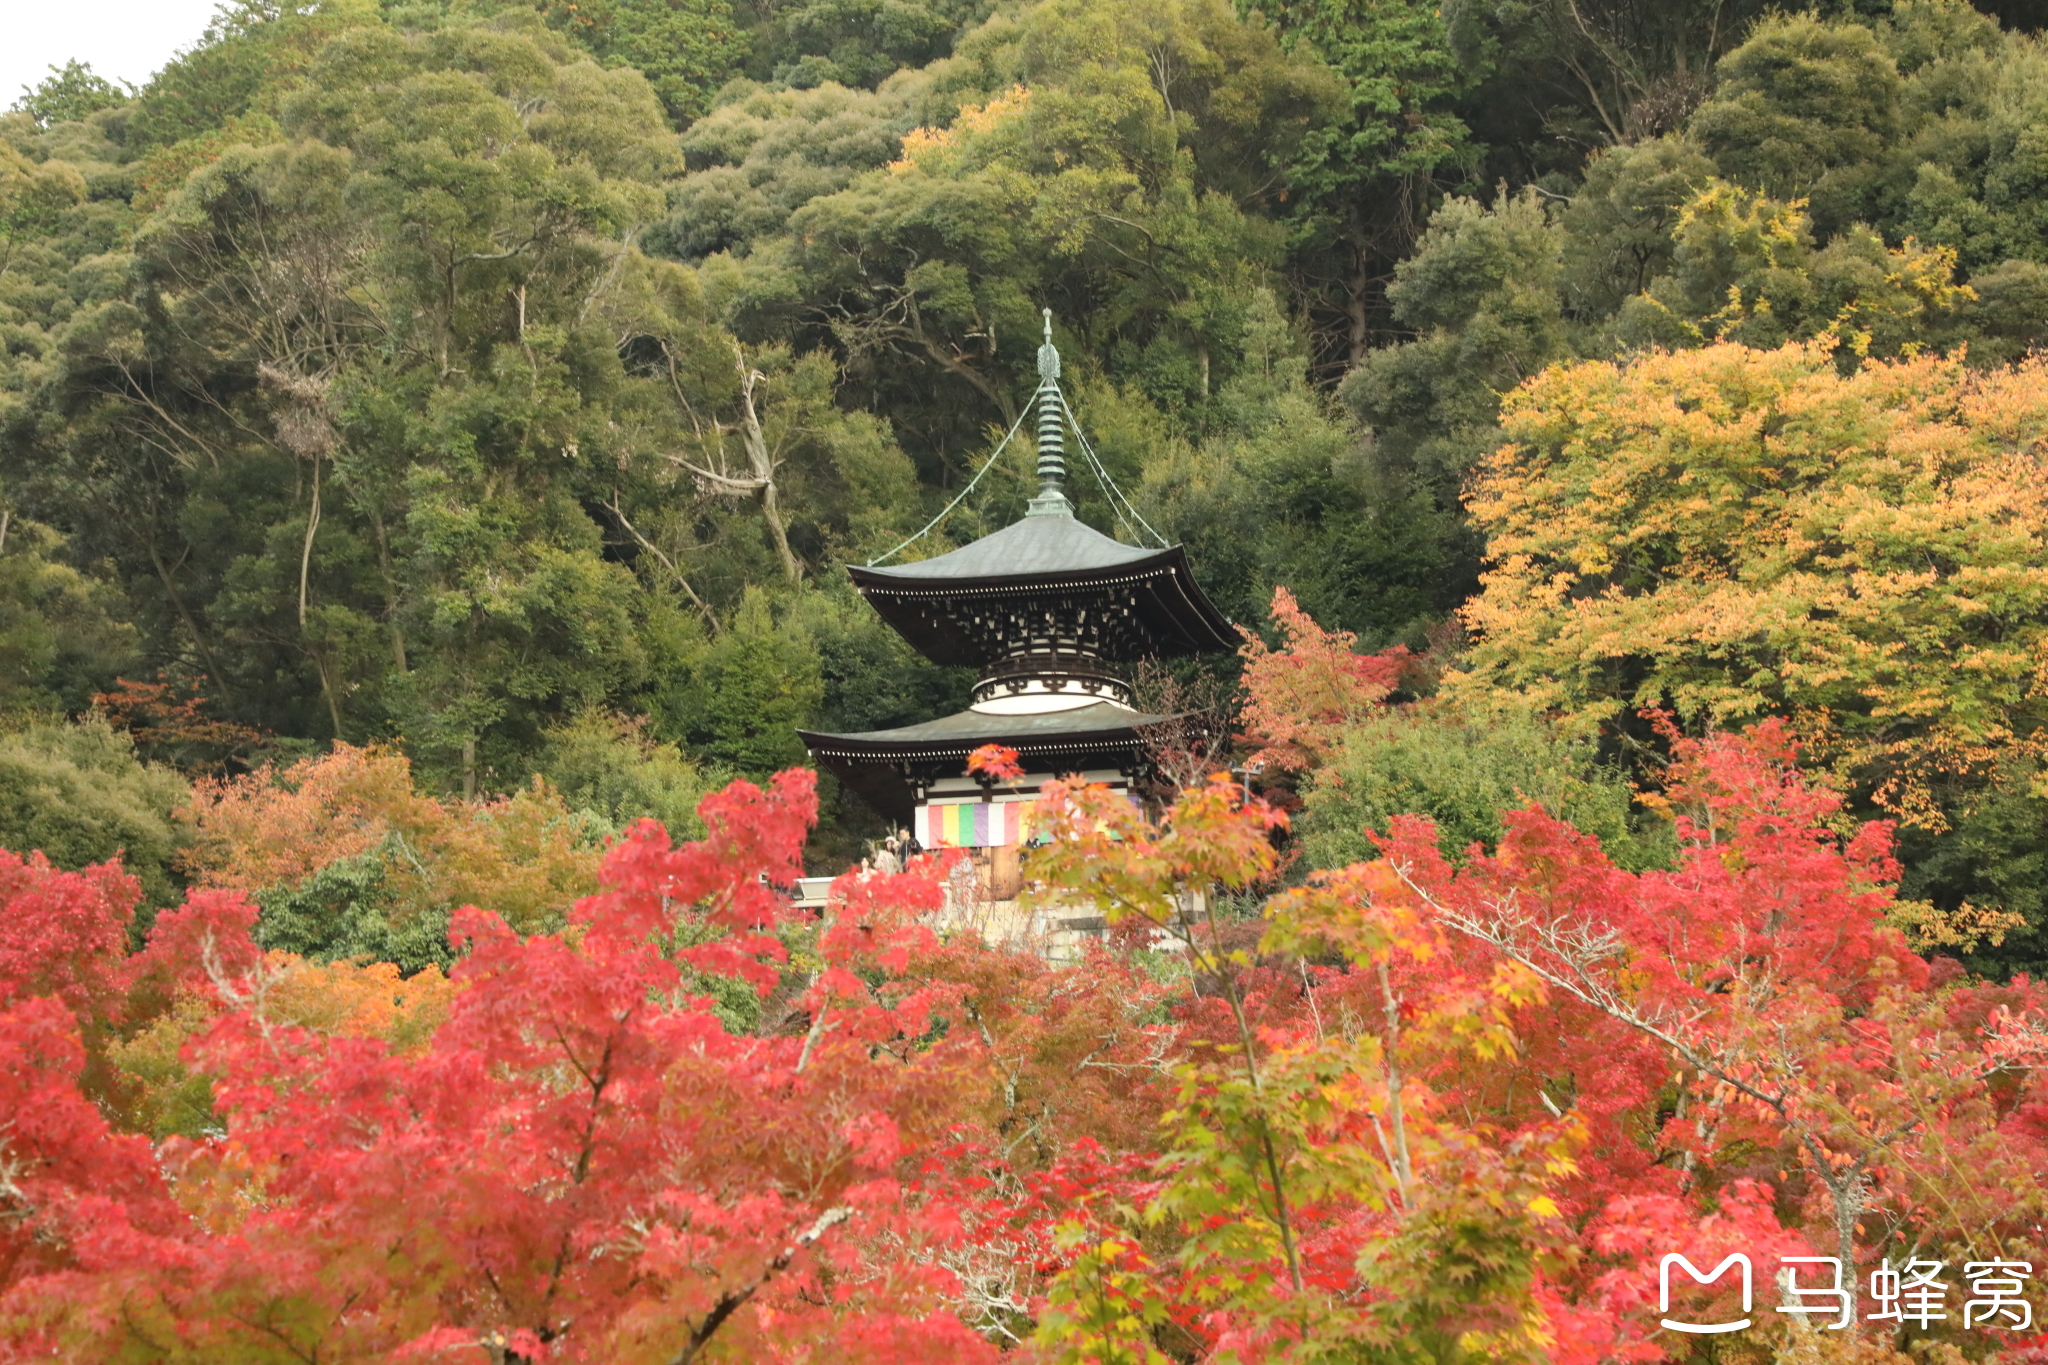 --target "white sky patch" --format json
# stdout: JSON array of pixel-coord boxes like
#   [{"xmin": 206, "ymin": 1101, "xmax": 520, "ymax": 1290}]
[{"xmin": 3, "ymin": 0, "xmax": 224, "ymax": 110}]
